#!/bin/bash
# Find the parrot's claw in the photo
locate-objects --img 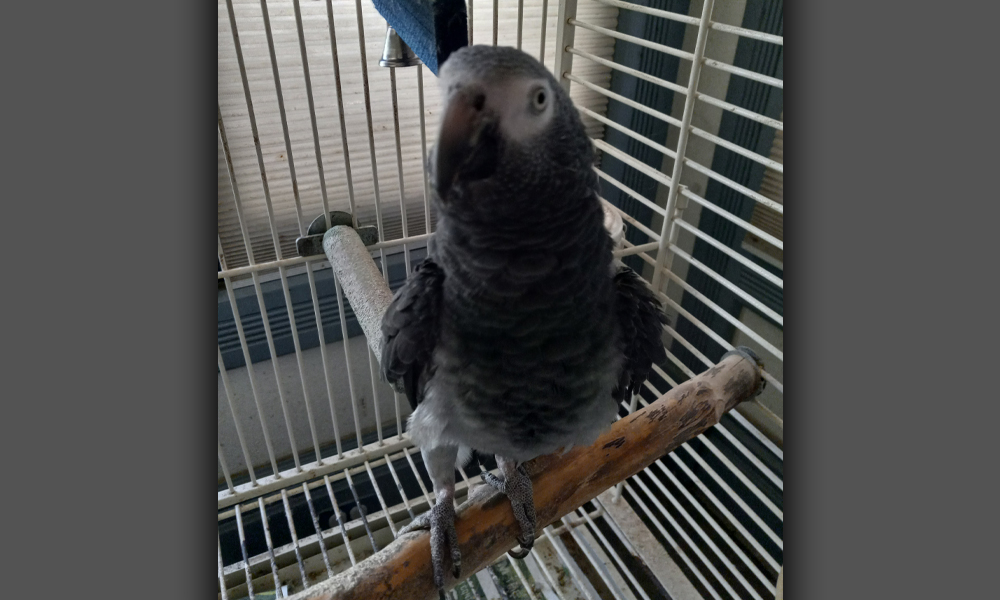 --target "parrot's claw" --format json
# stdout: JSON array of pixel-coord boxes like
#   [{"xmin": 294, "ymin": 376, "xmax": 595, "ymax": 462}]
[
  {"xmin": 482, "ymin": 461, "xmax": 537, "ymax": 559},
  {"xmin": 507, "ymin": 541, "xmax": 532, "ymax": 559},
  {"xmin": 398, "ymin": 500, "xmax": 461, "ymax": 594}
]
